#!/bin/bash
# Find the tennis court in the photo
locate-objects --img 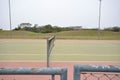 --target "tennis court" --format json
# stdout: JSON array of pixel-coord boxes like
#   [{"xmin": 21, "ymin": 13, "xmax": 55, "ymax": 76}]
[
  {"xmin": 0, "ymin": 39, "xmax": 120, "ymax": 62},
  {"xmin": 0, "ymin": 39, "xmax": 120, "ymax": 80}
]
